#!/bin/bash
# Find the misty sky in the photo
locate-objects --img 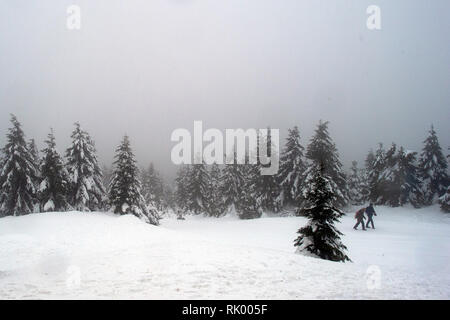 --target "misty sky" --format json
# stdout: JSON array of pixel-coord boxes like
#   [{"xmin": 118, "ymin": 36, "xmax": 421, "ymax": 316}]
[{"xmin": 0, "ymin": 0, "xmax": 449, "ymax": 180}]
